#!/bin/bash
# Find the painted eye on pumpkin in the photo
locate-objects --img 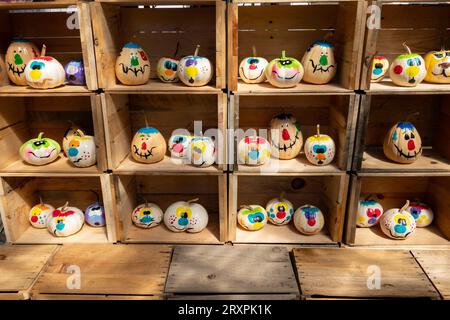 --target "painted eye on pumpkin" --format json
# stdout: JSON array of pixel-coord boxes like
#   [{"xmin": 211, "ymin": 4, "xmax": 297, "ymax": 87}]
[
  {"xmin": 407, "ymin": 59, "xmax": 414, "ymax": 66},
  {"xmin": 404, "ymin": 133, "xmax": 410, "ymax": 140},
  {"xmin": 280, "ymin": 60, "xmax": 292, "ymax": 66},
  {"xmin": 30, "ymin": 61, "xmax": 44, "ymax": 70},
  {"xmin": 164, "ymin": 61, "xmax": 172, "ymax": 69},
  {"xmin": 411, "ymin": 132, "xmax": 415, "ymax": 139},
  {"xmin": 446, "ymin": 52, "xmax": 450, "ymax": 57},
  {"xmin": 434, "ymin": 53, "xmax": 444, "ymax": 59},
  {"xmin": 415, "ymin": 58, "xmax": 422, "ymax": 65},
  {"xmin": 248, "ymin": 58, "xmax": 259, "ymax": 64},
  {"xmin": 174, "ymin": 136, "xmax": 185, "ymax": 143},
  {"xmin": 186, "ymin": 59, "xmax": 197, "ymax": 67}
]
